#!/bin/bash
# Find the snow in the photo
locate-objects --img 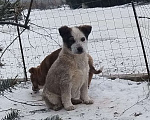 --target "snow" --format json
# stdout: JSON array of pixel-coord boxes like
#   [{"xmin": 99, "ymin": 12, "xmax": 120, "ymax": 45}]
[
  {"xmin": 0, "ymin": 4, "xmax": 150, "ymax": 120},
  {"xmin": 0, "ymin": 79, "xmax": 149, "ymax": 120}
]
